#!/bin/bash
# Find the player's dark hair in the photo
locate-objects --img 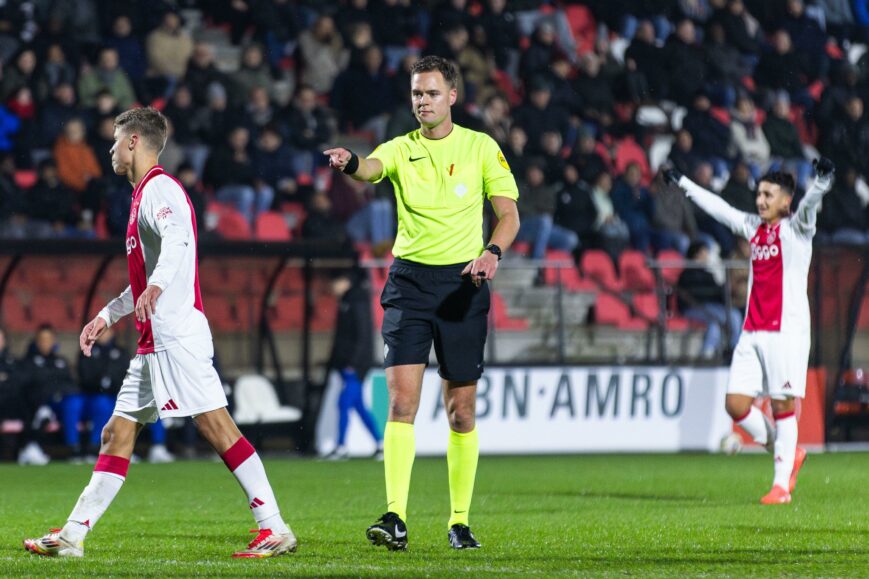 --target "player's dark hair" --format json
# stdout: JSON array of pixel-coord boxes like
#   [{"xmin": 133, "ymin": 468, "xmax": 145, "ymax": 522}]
[
  {"xmin": 758, "ymin": 170, "xmax": 796, "ymax": 196},
  {"xmin": 686, "ymin": 241, "xmax": 708, "ymax": 260},
  {"xmin": 114, "ymin": 107, "xmax": 169, "ymax": 154},
  {"xmin": 410, "ymin": 55, "xmax": 458, "ymax": 89}
]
